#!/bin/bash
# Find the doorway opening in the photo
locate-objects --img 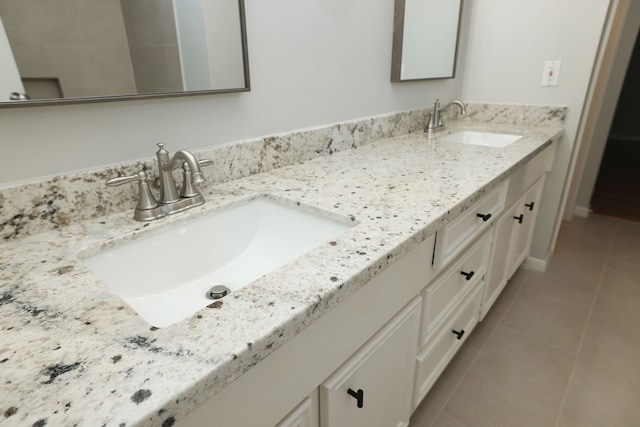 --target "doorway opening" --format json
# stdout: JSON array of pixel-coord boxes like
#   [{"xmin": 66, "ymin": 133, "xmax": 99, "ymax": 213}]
[{"xmin": 590, "ymin": 29, "xmax": 640, "ymax": 222}]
